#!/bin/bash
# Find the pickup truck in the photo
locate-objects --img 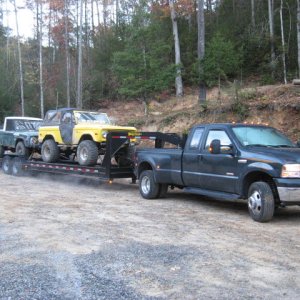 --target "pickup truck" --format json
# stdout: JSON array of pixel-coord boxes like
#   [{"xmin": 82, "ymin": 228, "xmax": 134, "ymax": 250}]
[
  {"xmin": 0, "ymin": 117, "xmax": 42, "ymax": 158},
  {"xmin": 38, "ymin": 108, "xmax": 137, "ymax": 166},
  {"xmin": 135, "ymin": 123, "xmax": 300, "ymax": 222}
]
